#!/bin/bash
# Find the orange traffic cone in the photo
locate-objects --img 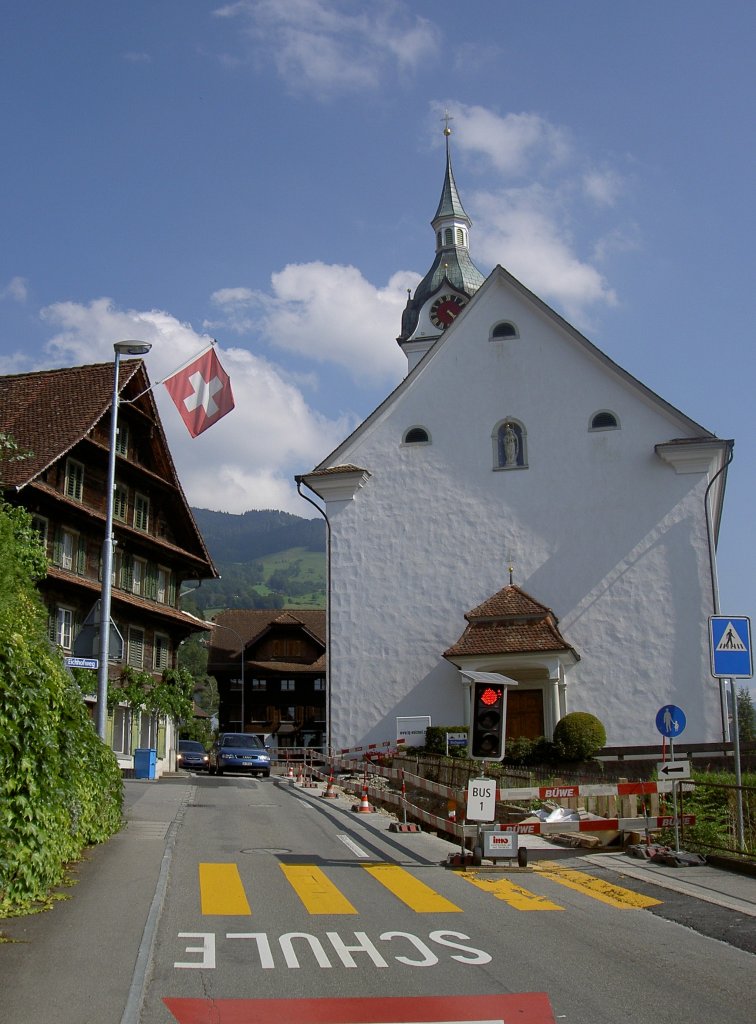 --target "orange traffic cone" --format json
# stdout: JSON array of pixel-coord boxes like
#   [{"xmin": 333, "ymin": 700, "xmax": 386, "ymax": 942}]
[
  {"xmin": 296, "ymin": 764, "xmax": 304, "ymax": 785},
  {"xmin": 287, "ymin": 762, "xmax": 294, "ymax": 779},
  {"xmin": 322, "ymin": 773, "xmax": 339, "ymax": 798},
  {"xmin": 353, "ymin": 786, "xmax": 374, "ymax": 813}
]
